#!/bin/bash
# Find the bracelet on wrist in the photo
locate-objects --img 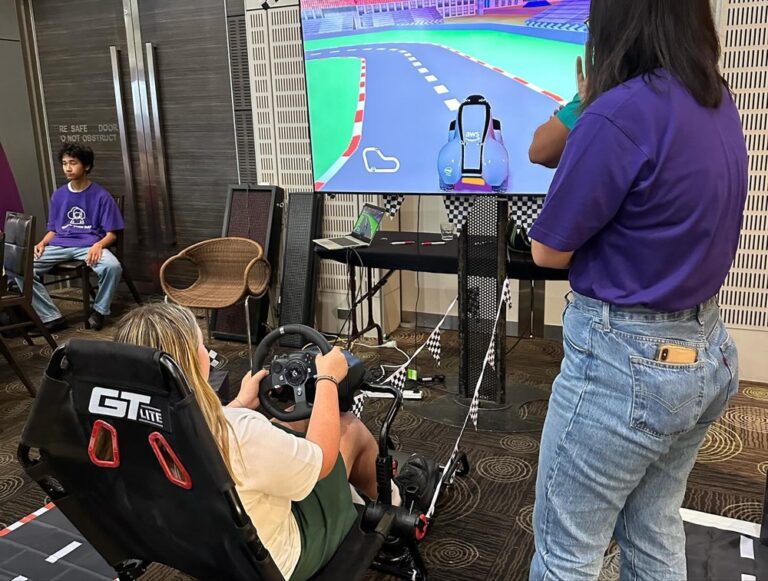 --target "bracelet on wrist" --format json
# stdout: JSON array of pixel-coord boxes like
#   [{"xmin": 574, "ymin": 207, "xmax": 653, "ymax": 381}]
[
  {"xmin": 233, "ymin": 397, "xmax": 247, "ymax": 408},
  {"xmin": 315, "ymin": 374, "xmax": 339, "ymax": 387}
]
